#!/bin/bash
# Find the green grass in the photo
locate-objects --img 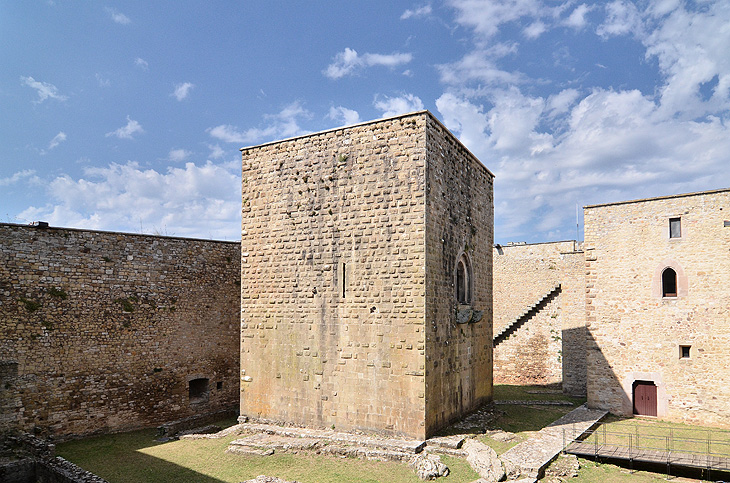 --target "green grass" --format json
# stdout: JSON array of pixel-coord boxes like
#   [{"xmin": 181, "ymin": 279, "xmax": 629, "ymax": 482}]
[
  {"xmin": 57, "ymin": 422, "xmax": 479, "ymax": 483},
  {"xmin": 58, "ymin": 386, "xmax": 725, "ymax": 483},
  {"xmin": 477, "ymin": 384, "xmax": 587, "ymax": 454},
  {"xmin": 571, "ymin": 457, "xmax": 692, "ymax": 482},
  {"xmin": 582, "ymin": 416, "xmax": 730, "ymax": 457}
]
